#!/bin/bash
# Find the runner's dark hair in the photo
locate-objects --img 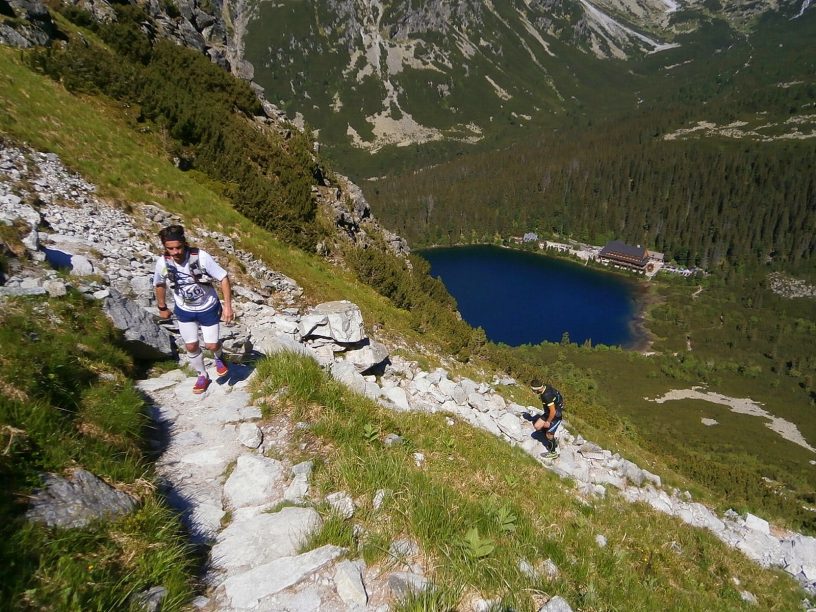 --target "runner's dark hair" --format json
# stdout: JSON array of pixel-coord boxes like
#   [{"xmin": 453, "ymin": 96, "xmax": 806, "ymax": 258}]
[{"xmin": 159, "ymin": 224, "xmax": 186, "ymax": 244}]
